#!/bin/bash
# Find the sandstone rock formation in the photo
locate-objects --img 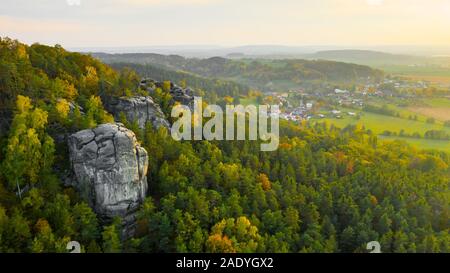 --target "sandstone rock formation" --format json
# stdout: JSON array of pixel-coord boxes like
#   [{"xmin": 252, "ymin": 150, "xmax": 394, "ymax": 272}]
[
  {"xmin": 140, "ymin": 78, "xmax": 194, "ymax": 109},
  {"xmin": 68, "ymin": 123, "xmax": 148, "ymax": 235},
  {"xmin": 105, "ymin": 96, "xmax": 170, "ymax": 130}
]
